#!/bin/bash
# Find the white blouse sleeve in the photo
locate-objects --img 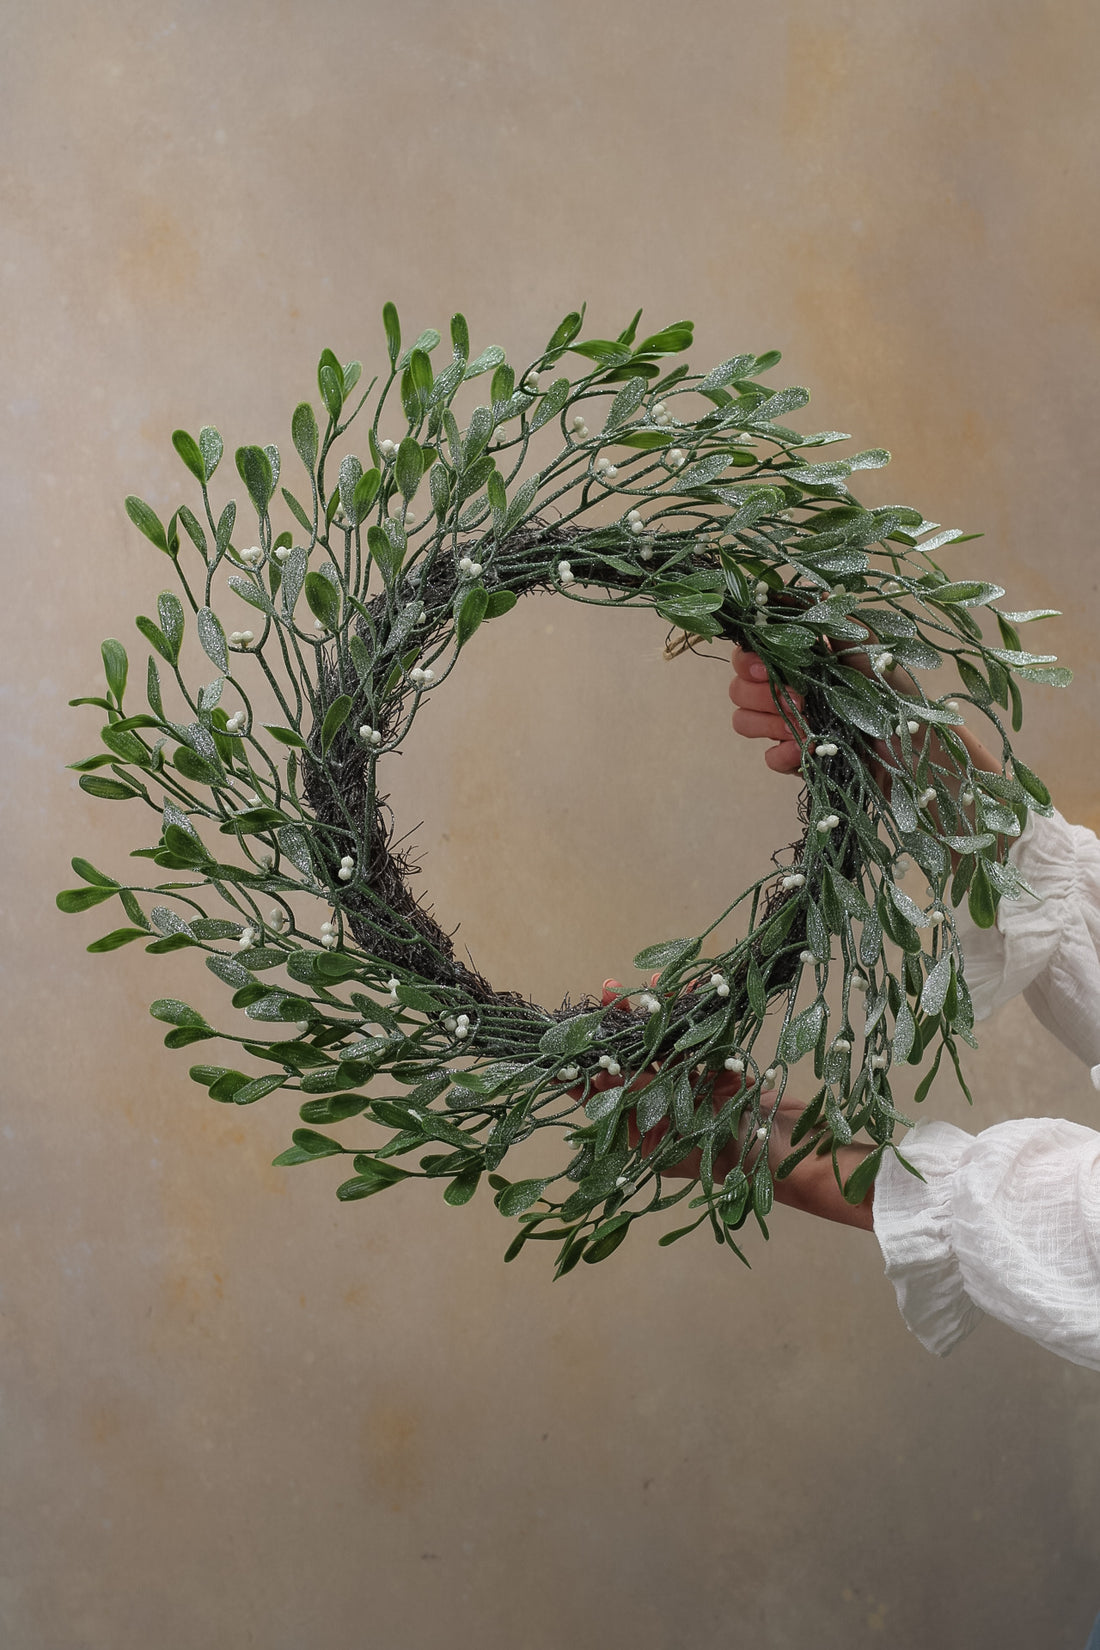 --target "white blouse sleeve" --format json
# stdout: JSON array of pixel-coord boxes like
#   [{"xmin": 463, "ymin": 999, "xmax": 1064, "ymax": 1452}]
[
  {"xmin": 953, "ymin": 808, "xmax": 1100, "ymax": 1089},
  {"xmin": 874, "ymin": 1118, "xmax": 1100, "ymax": 1371}
]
